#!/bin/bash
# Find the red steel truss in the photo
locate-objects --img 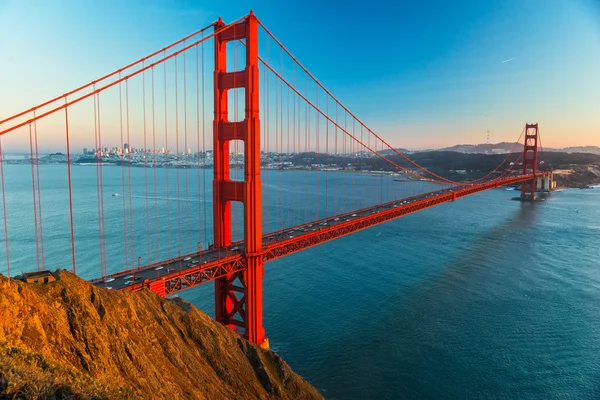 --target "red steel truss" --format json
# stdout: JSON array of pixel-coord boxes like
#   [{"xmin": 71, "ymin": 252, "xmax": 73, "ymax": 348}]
[{"xmin": 118, "ymin": 173, "xmax": 545, "ymax": 301}]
